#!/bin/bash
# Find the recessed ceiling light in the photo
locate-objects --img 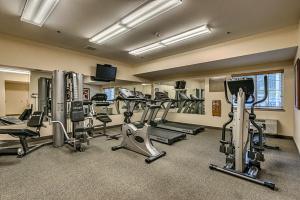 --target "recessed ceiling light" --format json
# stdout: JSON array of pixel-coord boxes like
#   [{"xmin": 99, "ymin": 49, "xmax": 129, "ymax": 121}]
[
  {"xmin": 89, "ymin": 0, "xmax": 182, "ymax": 44},
  {"xmin": 129, "ymin": 25, "xmax": 211, "ymax": 56},
  {"xmin": 21, "ymin": 0, "xmax": 60, "ymax": 27}
]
